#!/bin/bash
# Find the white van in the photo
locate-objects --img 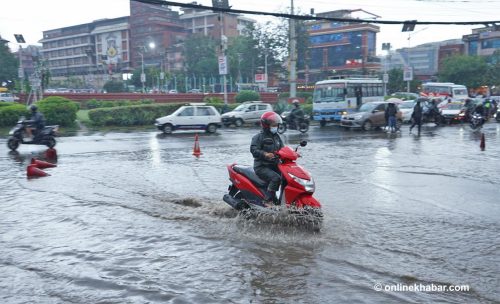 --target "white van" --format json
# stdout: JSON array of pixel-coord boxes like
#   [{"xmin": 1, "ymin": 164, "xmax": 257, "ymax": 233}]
[{"xmin": 155, "ymin": 103, "xmax": 221, "ymax": 134}]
